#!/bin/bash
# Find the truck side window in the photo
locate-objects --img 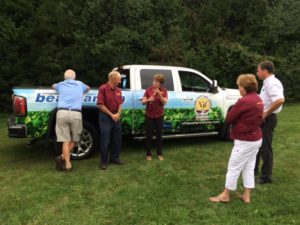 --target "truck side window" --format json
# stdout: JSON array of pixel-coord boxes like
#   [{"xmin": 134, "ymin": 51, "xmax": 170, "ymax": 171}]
[
  {"xmin": 179, "ymin": 71, "xmax": 210, "ymax": 92},
  {"xmin": 118, "ymin": 69, "xmax": 130, "ymax": 89},
  {"xmin": 140, "ymin": 69, "xmax": 174, "ymax": 91}
]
